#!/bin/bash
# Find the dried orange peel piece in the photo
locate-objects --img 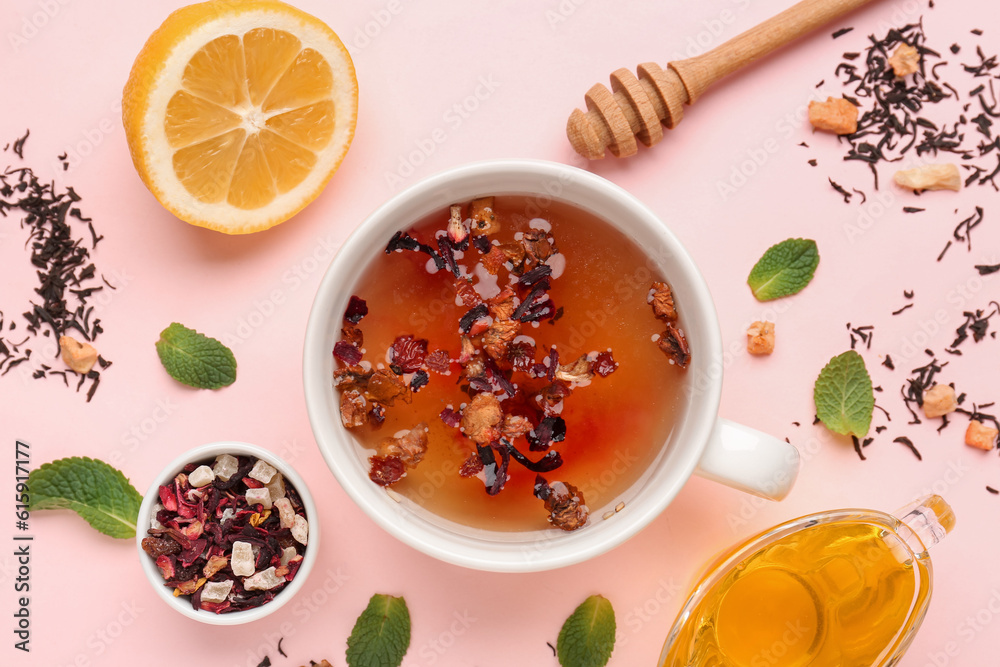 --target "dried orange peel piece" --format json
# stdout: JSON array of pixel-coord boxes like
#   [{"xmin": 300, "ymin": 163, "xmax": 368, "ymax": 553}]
[{"xmin": 122, "ymin": 0, "xmax": 357, "ymax": 234}]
